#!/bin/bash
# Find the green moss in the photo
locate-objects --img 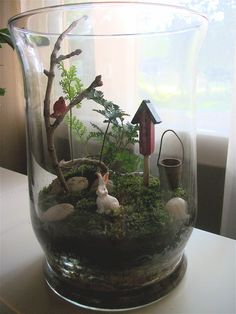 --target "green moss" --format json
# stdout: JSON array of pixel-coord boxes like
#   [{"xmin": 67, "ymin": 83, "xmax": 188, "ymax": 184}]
[
  {"xmin": 37, "ymin": 168, "xmax": 188, "ymax": 245},
  {"xmin": 112, "ymin": 175, "xmax": 162, "ymax": 210}
]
